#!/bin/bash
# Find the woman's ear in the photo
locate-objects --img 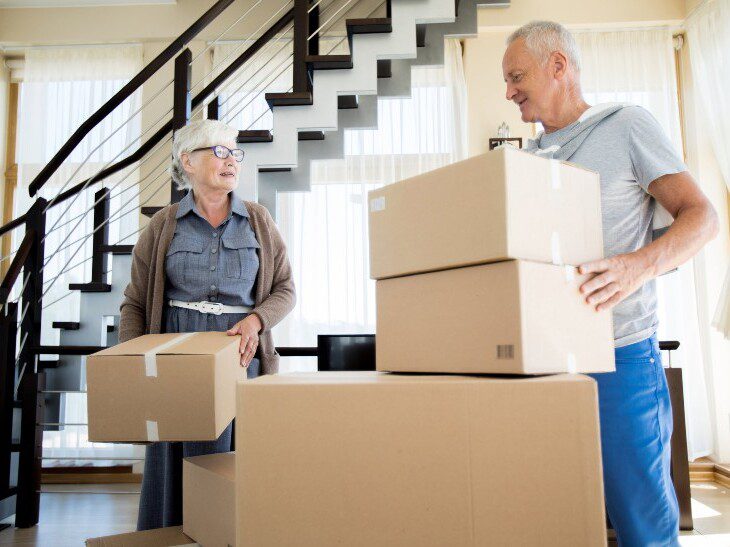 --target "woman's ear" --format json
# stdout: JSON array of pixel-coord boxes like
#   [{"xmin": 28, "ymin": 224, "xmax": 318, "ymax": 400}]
[{"xmin": 181, "ymin": 152, "xmax": 195, "ymax": 175}]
